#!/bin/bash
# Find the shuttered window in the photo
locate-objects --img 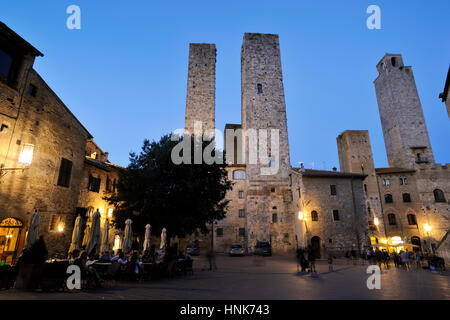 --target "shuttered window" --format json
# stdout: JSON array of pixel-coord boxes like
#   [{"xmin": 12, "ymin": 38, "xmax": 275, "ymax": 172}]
[{"xmin": 57, "ymin": 158, "xmax": 73, "ymax": 187}]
